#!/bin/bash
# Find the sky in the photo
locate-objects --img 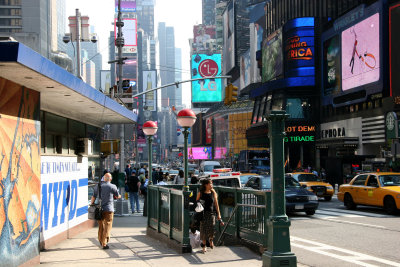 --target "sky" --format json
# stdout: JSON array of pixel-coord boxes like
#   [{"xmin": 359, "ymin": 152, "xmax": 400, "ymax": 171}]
[{"xmin": 65, "ymin": 0, "xmax": 202, "ymax": 106}]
